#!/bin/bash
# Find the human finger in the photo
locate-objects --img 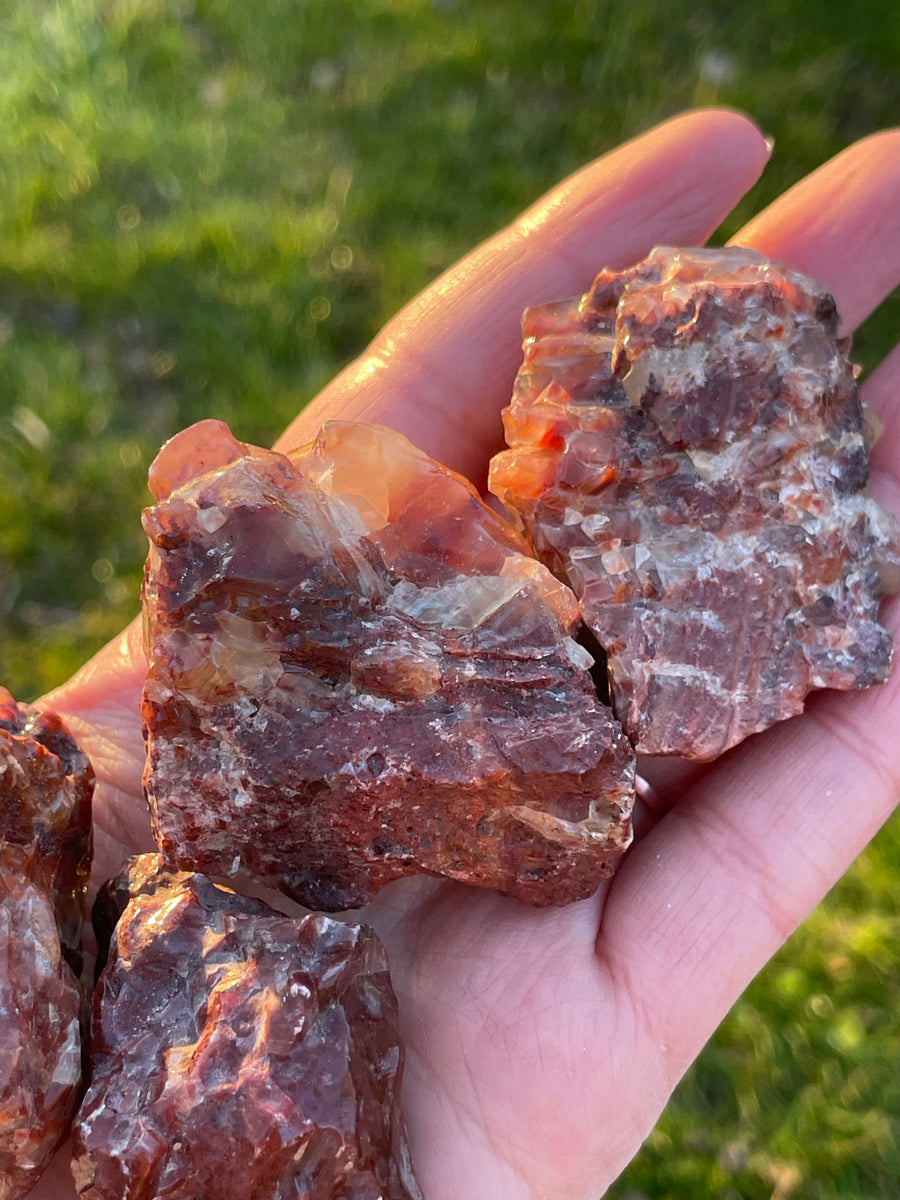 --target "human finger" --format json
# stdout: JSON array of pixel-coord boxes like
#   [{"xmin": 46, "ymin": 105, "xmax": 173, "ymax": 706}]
[
  {"xmin": 42, "ymin": 620, "xmax": 154, "ymax": 890},
  {"xmin": 731, "ymin": 128, "xmax": 900, "ymax": 332},
  {"xmin": 864, "ymin": 339, "xmax": 900, "ymax": 430},
  {"xmin": 864, "ymin": 345, "xmax": 900, "ymax": 578},
  {"xmin": 276, "ymin": 108, "xmax": 771, "ymax": 483},
  {"xmin": 865, "ymin": 340, "xmax": 900, "ymax": 501}
]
